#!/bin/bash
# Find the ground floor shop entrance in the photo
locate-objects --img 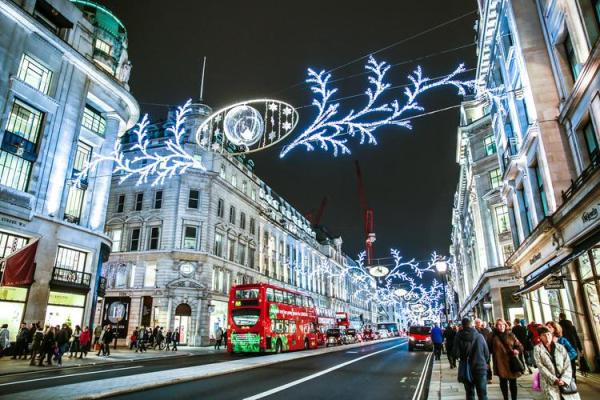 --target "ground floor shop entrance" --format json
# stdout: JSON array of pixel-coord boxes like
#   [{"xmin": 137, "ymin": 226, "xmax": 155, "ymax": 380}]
[
  {"xmin": 174, "ymin": 303, "xmax": 191, "ymax": 345},
  {"xmin": 45, "ymin": 291, "xmax": 85, "ymax": 328}
]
